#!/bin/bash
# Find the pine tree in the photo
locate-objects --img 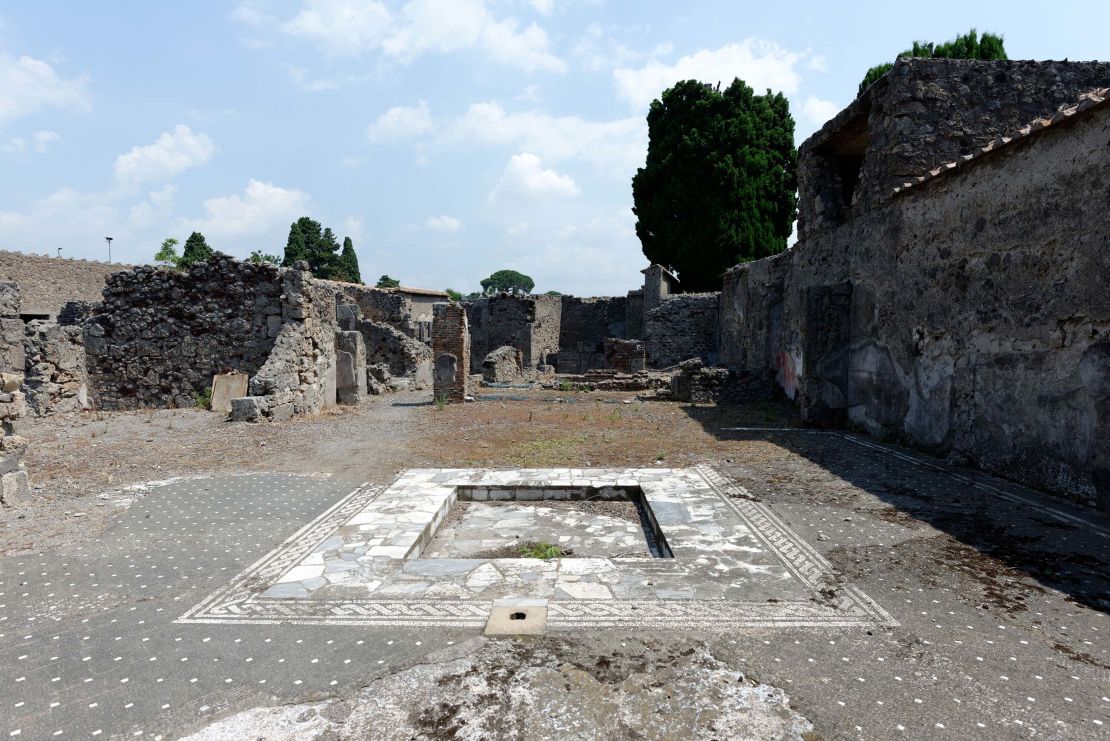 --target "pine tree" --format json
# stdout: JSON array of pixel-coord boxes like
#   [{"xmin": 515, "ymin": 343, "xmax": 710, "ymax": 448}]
[
  {"xmin": 179, "ymin": 232, "xmax": 213, "ymax": 267},
  {"xmin": 631, "ymin": 78, "xmax": 797, "ymax": 291}
]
